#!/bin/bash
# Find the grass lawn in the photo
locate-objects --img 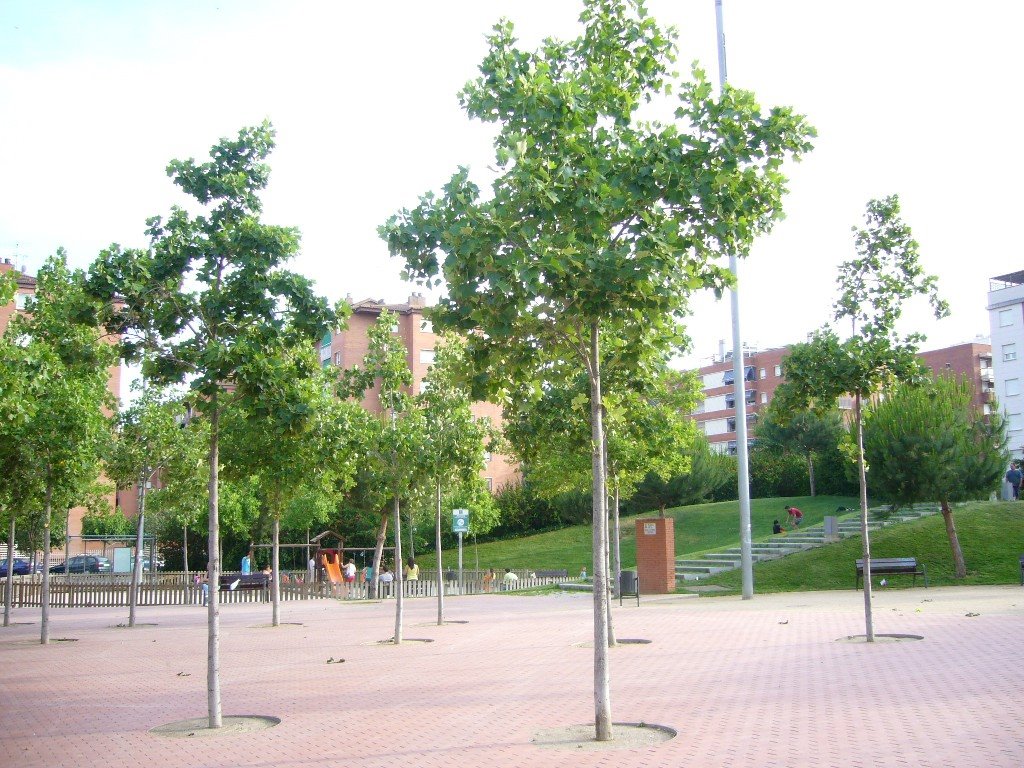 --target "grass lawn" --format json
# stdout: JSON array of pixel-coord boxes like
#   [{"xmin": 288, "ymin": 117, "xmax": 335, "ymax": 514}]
[
  {"xmin": 411, "ymin": 494, "xmax": 860, "ymax": 572},
  {"xmin": 698, "ymin": 500, "xmax": 1024, "ymax": 594}
]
